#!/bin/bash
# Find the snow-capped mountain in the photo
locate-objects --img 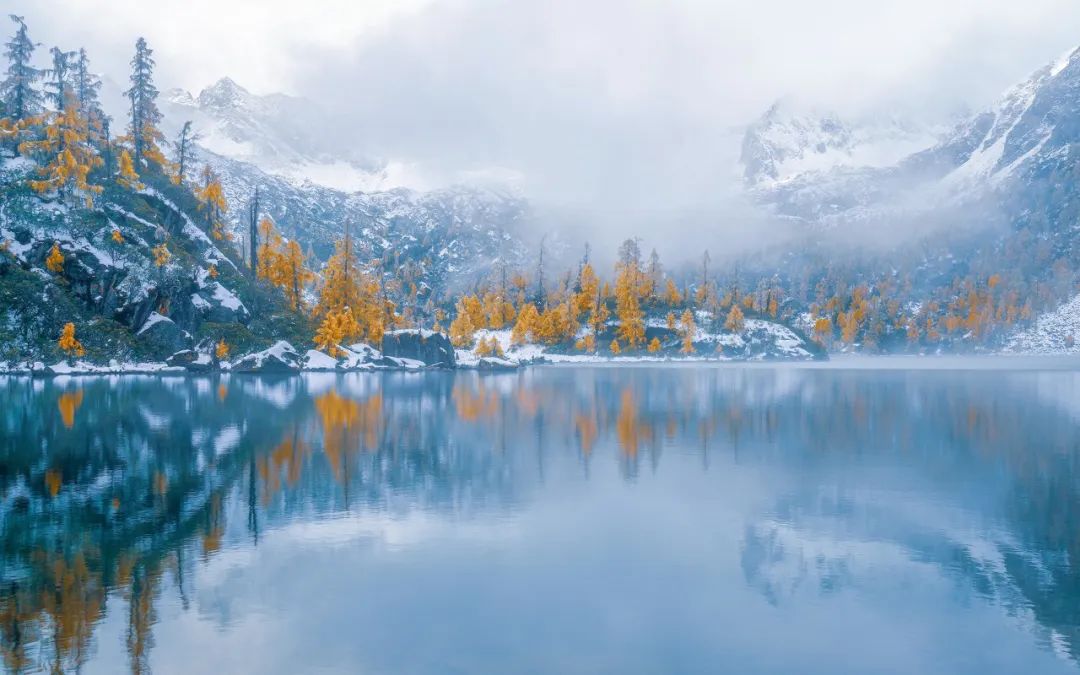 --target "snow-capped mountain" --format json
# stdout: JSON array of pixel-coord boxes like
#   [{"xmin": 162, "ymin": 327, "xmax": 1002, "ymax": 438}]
[
  {"xmin": 740, "ymin": 100, "xmax": 944, "ymax": 186},
  {"xmin": 742, "ymin": 47, "xmax": 1080, "ymax": 229},
  {"xmin": 163, "ymin": 78, "xmax": 397, "ymax": 192},
  {"xmin": 163, "ymin": 78, "xmax": 533, "ymax": 298}
]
